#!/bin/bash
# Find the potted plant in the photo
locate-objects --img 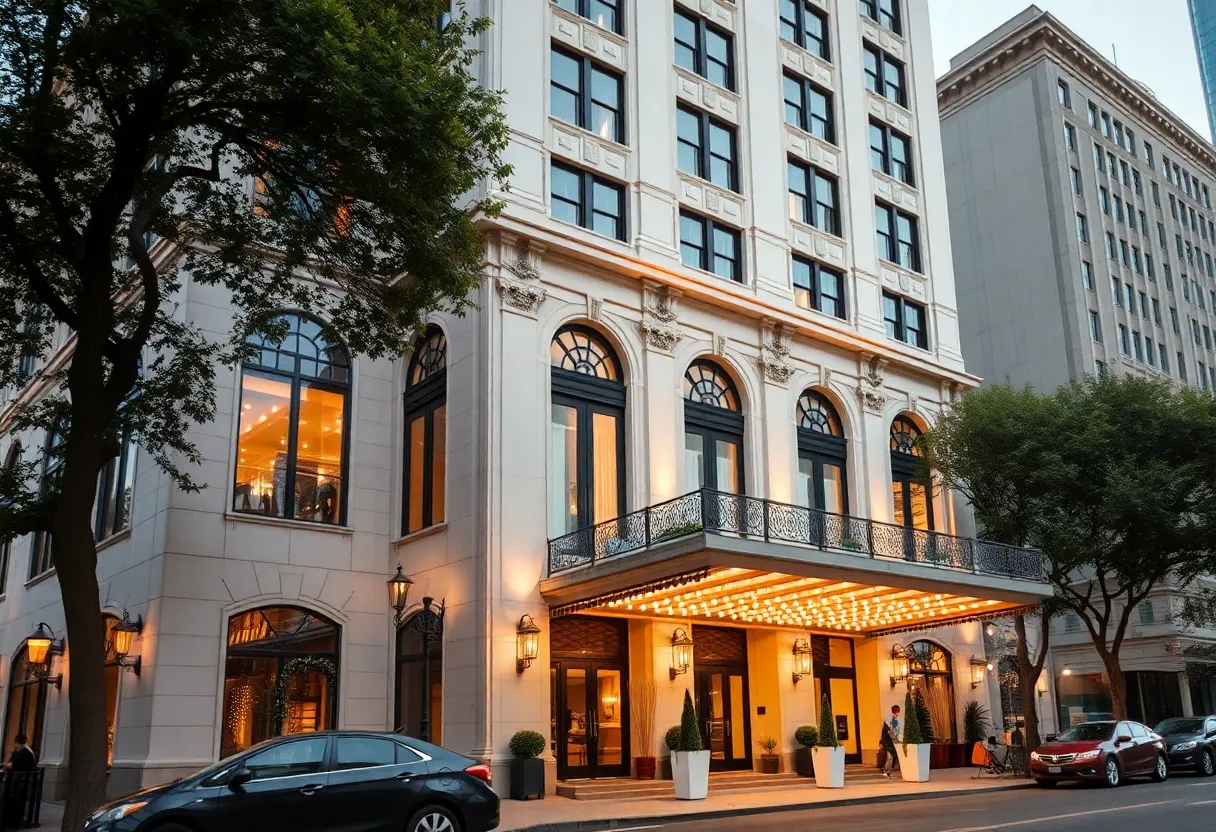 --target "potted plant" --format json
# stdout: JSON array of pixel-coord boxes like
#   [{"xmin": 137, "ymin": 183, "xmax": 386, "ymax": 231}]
[
  {"xmin": 757, "ymin": 736, "xmax": 780, "ymax": 773},
  {"xmin": 813, "ymin": 694, "xmax": 845, "ymax": 788},
  {"xmin": 671, "ymin": 690, "xmax": 710, "ymax": 800},
  {"xmin": 508, "ymin": 730, "xmax": 546, "ymax": 800},
  {"xmin": 794, "ymin": 725, "xmax": 818, "ymax": 777},
  {"xmin": 960, "ymin": 700, "xmax": 990, "ymax": 768},
  {"xmin": 896, "ymin": 691, "xmax": 931, "ymax": 782},
  {"xmin": 631, "ymin": 679, "xmax": 658, "ymax": 780},
  {"xmin": 661, "ymin": 725, "xmax": 681, "ymax": 779}
]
